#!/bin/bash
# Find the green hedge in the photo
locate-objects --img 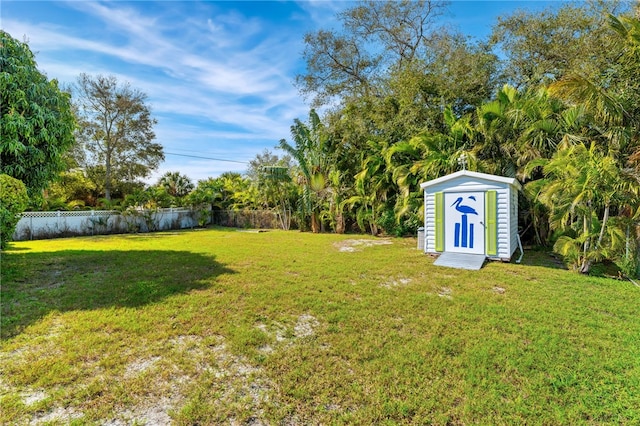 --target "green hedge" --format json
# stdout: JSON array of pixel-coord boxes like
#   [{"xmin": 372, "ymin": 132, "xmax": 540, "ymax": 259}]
[{"xmin": 0, "ymin": 174, "xmax": 28, "ymax": 249}]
